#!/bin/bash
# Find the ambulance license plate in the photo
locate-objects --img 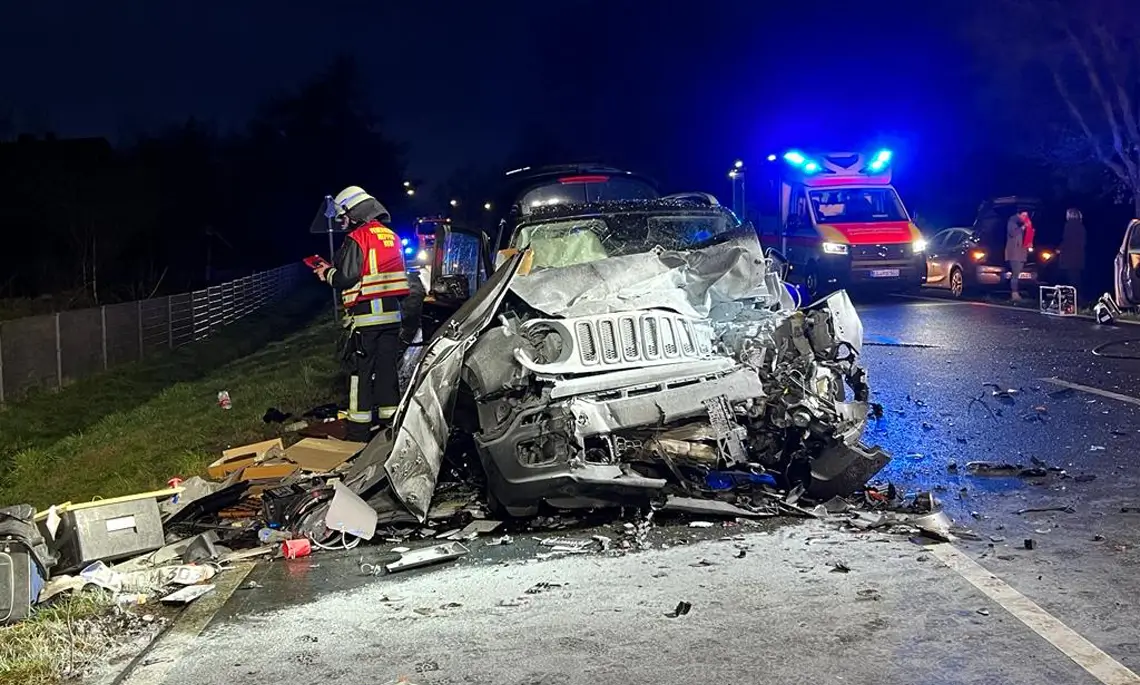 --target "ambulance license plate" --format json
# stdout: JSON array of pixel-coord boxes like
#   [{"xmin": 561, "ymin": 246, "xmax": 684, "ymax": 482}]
[{"xmin": 870, "ymin": 269, "xmax": 900, "ymax": 278}]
